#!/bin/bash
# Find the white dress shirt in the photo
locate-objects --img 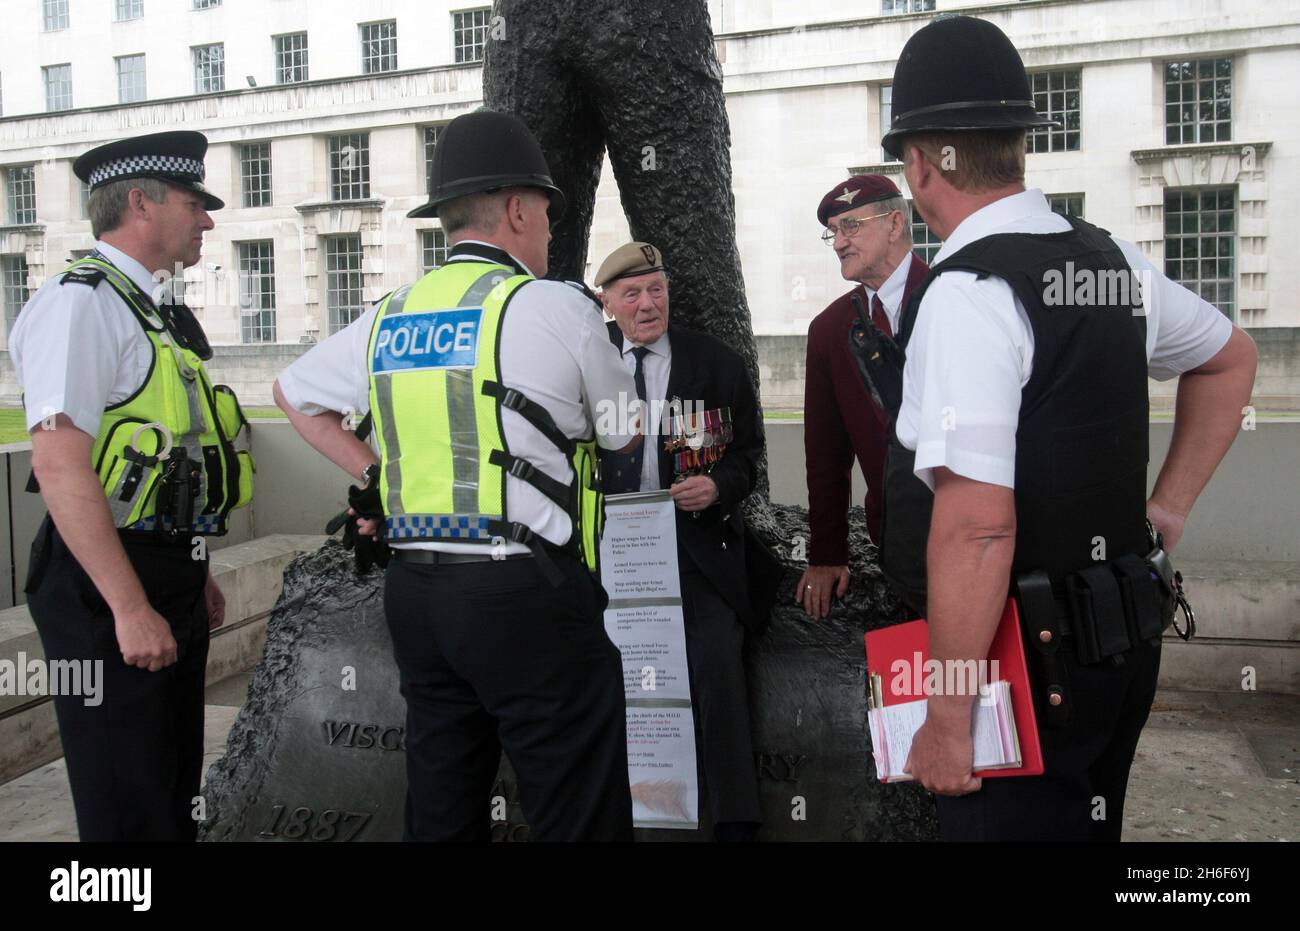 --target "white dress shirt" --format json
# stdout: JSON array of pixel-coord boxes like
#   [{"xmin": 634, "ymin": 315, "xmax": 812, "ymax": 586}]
[
  {"xmin": 10, "ymin": 240, "xmax": 159, "ymax": 438},
  {"xmin": 277, "ymin": 242, "xmax": 639, "ymax": 553},
  {"xmin": 896, "ymin": 189, "xmax": 1233, "ymax": 492},
  {"xmin": 865, "ymin": 251, "xmax": 914, "ymax": 335},
  {"xmin": 618, "ymin": 330, "xmax": 671, "ymax": 491}
]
